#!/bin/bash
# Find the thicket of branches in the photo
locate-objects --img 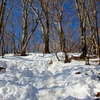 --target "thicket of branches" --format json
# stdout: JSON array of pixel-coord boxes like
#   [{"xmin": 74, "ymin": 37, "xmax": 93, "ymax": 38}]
[{"xmin": 0, "ymin": 0, "xmax": 100, "ymax": 63}]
